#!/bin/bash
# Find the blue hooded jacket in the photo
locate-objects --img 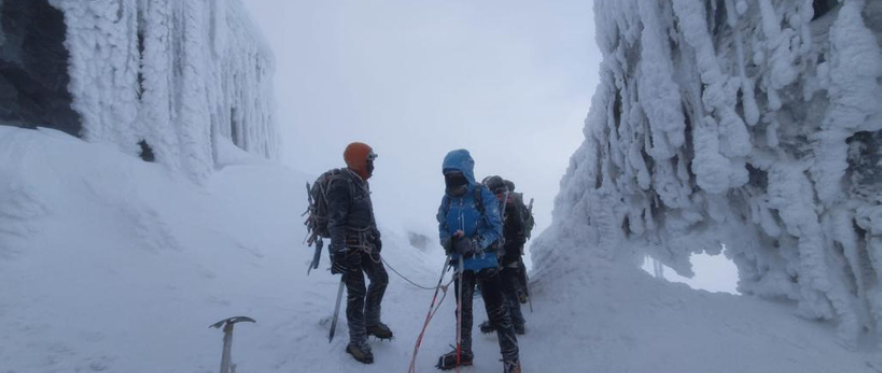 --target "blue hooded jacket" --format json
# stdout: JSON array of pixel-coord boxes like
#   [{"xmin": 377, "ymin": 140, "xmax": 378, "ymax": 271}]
[{"xmin": 437, "ymin": 149, "xmax": 503, "ymax": 271}]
